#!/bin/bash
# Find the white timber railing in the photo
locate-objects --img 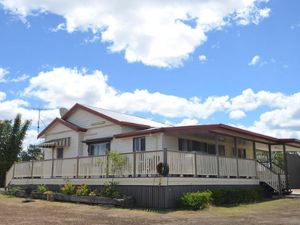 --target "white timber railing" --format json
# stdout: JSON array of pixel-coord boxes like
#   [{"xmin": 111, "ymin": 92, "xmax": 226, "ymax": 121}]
[
  {"xmin": 136, "ymin": 150, "xmax": 163, "ymax": 176},
  {"xmin": 256, "ymin": 162, "xmax": 286, "ymax": 193},
  {"xmin": 6, "ymin": 150, "xmax": 261, "ymax": 187}
]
